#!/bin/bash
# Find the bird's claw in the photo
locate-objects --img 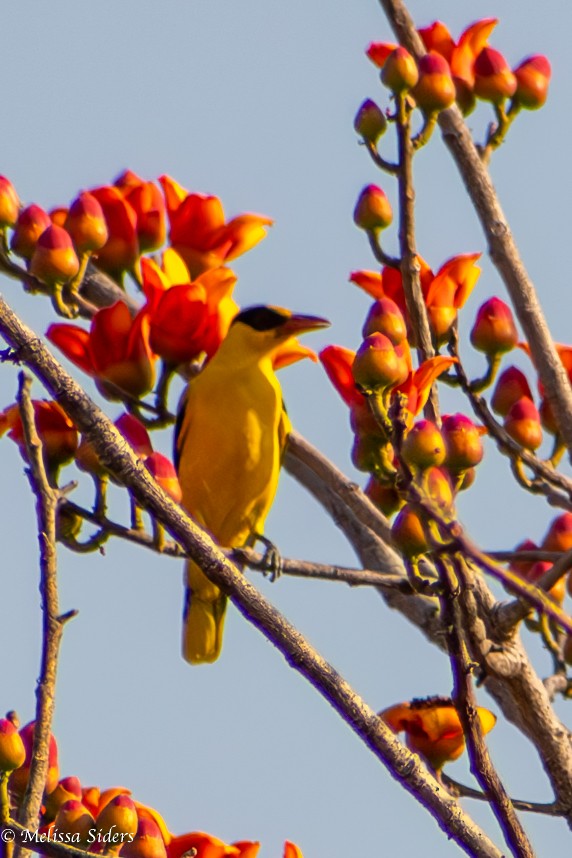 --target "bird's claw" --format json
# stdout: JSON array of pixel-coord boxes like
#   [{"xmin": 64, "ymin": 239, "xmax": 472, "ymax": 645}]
[{"xmin": 255, "ymin": 534, "xmax": 283, "ymax": 582}]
